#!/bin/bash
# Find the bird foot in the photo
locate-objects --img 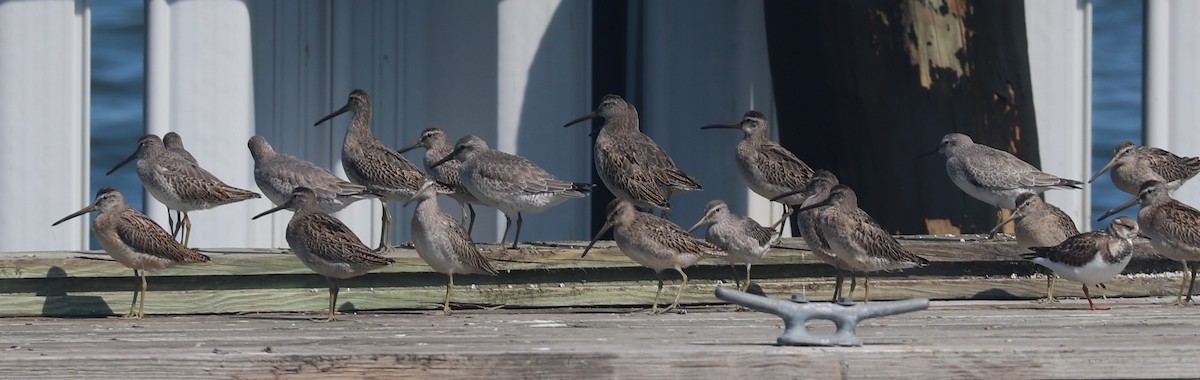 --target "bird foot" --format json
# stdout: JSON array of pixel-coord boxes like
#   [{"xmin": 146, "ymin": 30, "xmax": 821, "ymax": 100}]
[{"xmin": 1034, "ymin": 297, "xmax": 1057, "ymax": 305}]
